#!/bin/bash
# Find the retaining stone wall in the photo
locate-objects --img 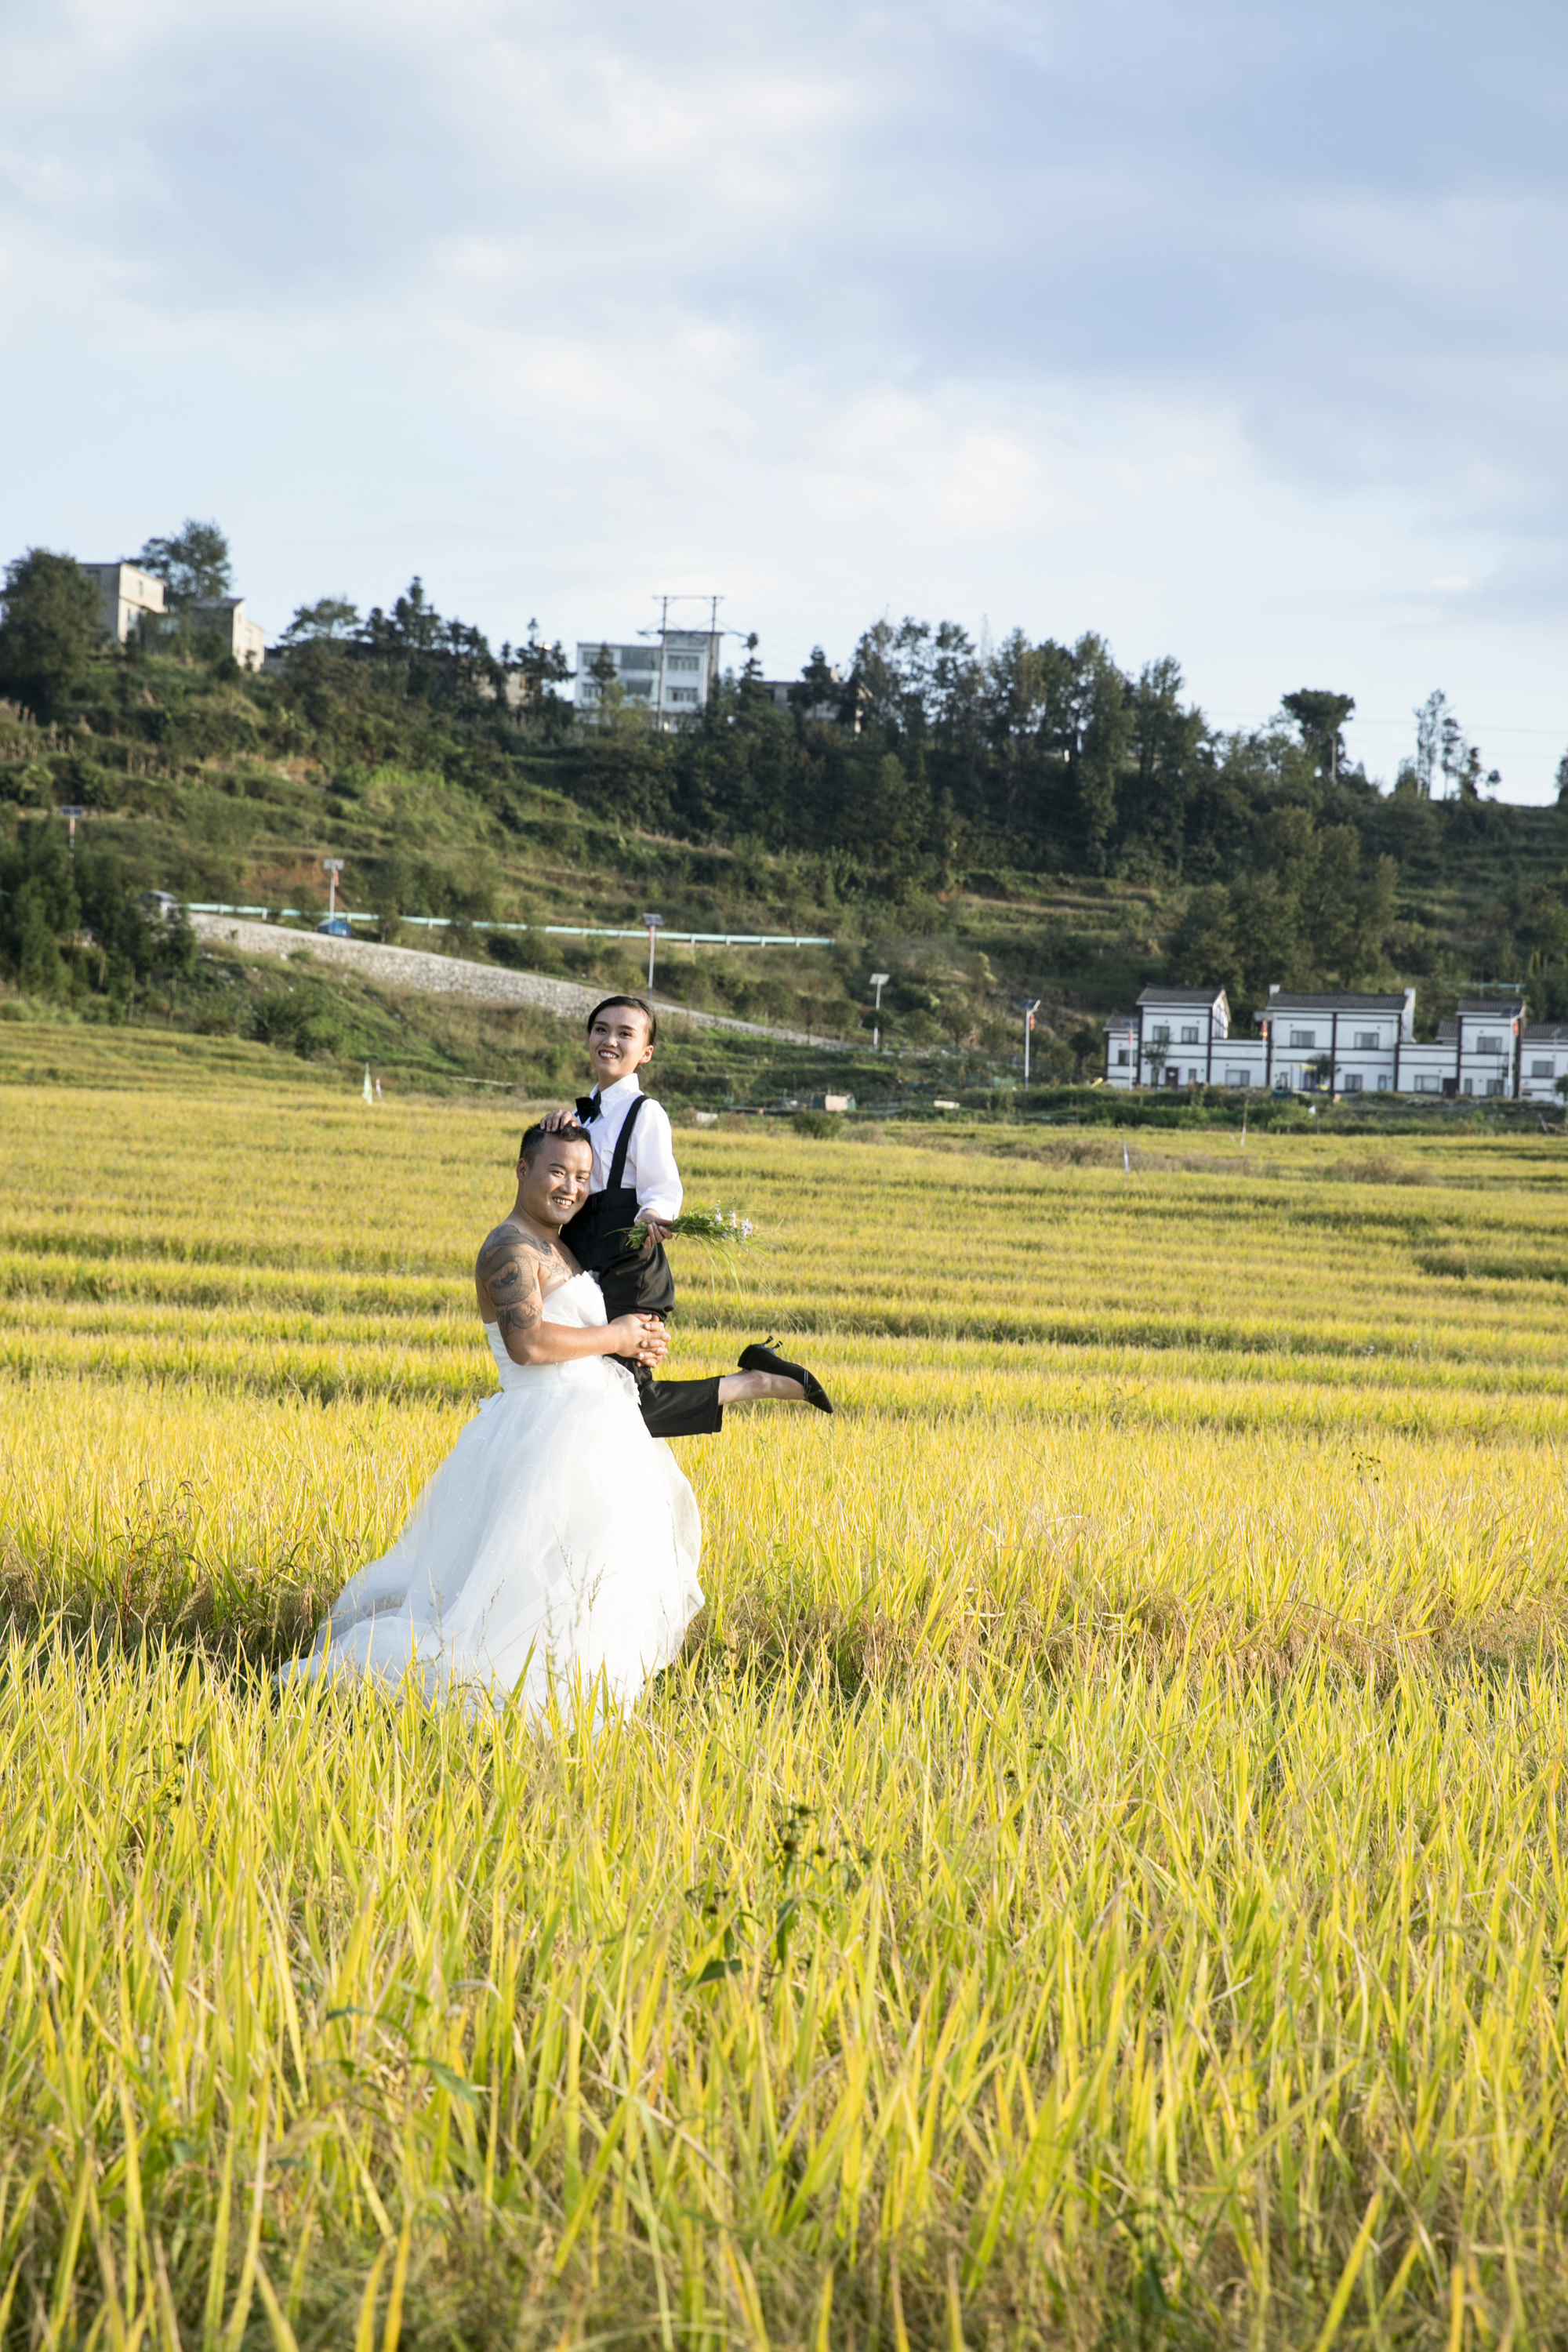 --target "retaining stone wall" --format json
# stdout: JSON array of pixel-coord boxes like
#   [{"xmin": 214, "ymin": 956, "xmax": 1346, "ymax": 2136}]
[{"xmin": 189, "ymin": 916, "xmax": 847, "ymax": 1049}]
